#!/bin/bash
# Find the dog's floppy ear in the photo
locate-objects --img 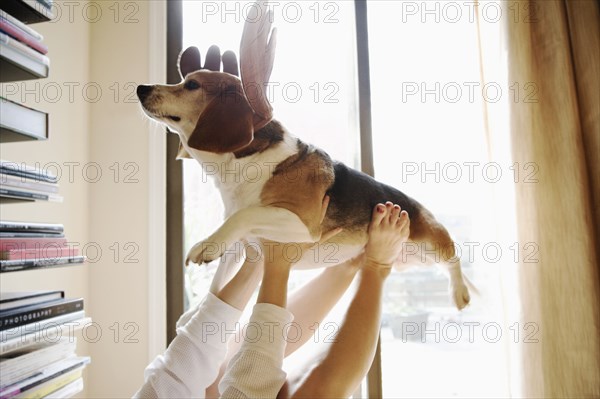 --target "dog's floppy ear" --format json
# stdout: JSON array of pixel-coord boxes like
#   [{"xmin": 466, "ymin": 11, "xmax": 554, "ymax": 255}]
[{"xmin": 187, "ymin": 84, "xmax": 254, "ymax": 153}]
